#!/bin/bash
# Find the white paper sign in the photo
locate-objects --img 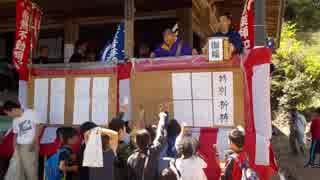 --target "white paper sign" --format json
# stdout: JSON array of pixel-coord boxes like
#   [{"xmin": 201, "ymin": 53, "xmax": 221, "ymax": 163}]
[
  {"xmin": 193, "ymin": 100, "xmax": 213, "ymax": 127},
  {"xmin": 50, "ymin": 78, "xmax": 66, "ymax": 124},
  {"xmin": 213, "ymin": 72, "xmax": 234, "ymax": 126},
  {"xmin": 192, "ymin": 72, "xmax": 212, "ymax": 99},
  {"xmin": 216, "ymin": 128, "xmax": 232, "ymax": 160},
  {"xmin": 208, "ymin": 38, "xmax": 224, "ymax": 61},
  {"xmin": 40, "ymin": 127, "xmax": 58, "ymax": 144},
  {"xmin": 172, "ymin": 71, "xmax": 235, "ymax": 127},
  {"xmin": 92, "ymin": 77, "xmax": 109, "ymax": 125},
  {"xmin": 173, "ymin": 100, "xmax": 193, "ymax": 126},
  {"xmin": 172, "ymin": 73, "xmax": 192, "ymax": 100},
  {"xmin": 73, "ymin": 78, "xmax": 91, "ymax": 125},
  {"xmin": 19, "ymin": 80, "xmax": 28, "ymax": 110},
  {"xmin": 34, "ymin": 79, "xmax": 49, "ymax": 123},
  {"xmin": 213, "ymin": 72, "xmax": 233, "ymax": 98},
  {"xmin": 119, "ymin": 79, "xmax": 131, "ymax": 122},
  {"xmin": 213, "ymin": 98, "xmax": 234, "ymax": 126}
]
